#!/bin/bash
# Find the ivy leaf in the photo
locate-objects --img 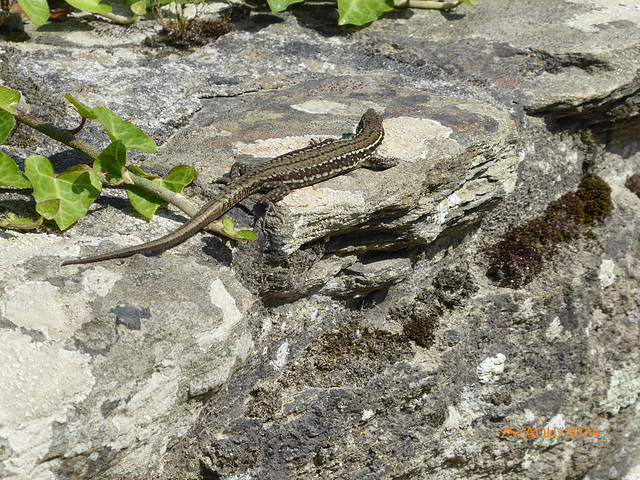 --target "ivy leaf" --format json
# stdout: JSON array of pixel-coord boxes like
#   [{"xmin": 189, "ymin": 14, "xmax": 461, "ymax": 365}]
[
  {"xmin": 0, "ymin": 86, "xmax": 20, "ymax": 115},
  {"xmin": 124, "ymin": 184, "xmax": 165, "ymax": 220},
  {"xmin": 125, "ymin": 165, "xmax": 197, "ymax": 219},
  {"xmin": 0, "ymin": 152, "xmax": 31, "ymax": 188},
  {"xmin": 24, "ymin": 155, "xmax": 102, "ymax": 230},
  {"xmin": 337, "ymin": 0, "xmax": 393, "ymax": 26},
  {"xmin": 221, "ymin": 216, "xmax": 257, "ymax": 241},
  {"xmin": 35, "ymin": 198, "xmax": 61, "ymax": 220},
  {"xmin": 266, "ymin": 0, "xmax": 304, "ymax": 13},
  {"xmin": 65, "ymin": 94, "xmax": 98, "ymax": 120},
  {"xmin": 124, "ymin": 186, "xmax": 162, "ymax": 219},
  {"xmin": 93, "ymin": 107, "xmax": 157, "ymax": 153},
  {"xmin": 153, "ymin": 0, "xmax": 198, "ymax": 4},
  {"xmin": 16, "ymin": 0, "xmax": 49, "ymax": 25},
  {"xmin": 127, "ymin": 165, "xmax": 158, "ymax": 180},
  {"xmin": 0, "ymin": 110, "xmax": 16, "ymax": 144},
  {"xmin": 129, "ymin": 0, "xmax": 146, "ymax": 15},
  {"xmin": 64, "ymin": 0, "xmax": 112, "ymax": 14},
  {"xmin": 159, "ymin": 165, "xmax": 197, "ymax": 193},
  {"xmin": 0, "ymin": 213, "xmax": 43, "ymax": 230},
  {"xmin": 94, "ymin": 140, "xmax": 127, "ymax": 183},
  {"xmin": 233, "ymin": 229, "xmax": 258, "ymax": 240}
]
